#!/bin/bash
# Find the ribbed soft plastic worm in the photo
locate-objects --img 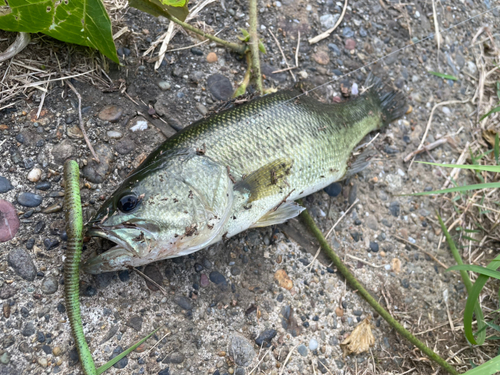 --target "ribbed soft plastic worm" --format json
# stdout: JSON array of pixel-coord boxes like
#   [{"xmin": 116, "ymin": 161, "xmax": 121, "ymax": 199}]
[{"xmin": 63, "ymin": 160, "xmax": 97, "ymax": 375}]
